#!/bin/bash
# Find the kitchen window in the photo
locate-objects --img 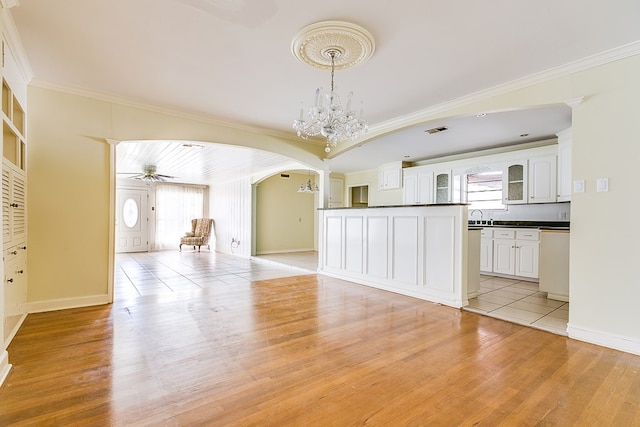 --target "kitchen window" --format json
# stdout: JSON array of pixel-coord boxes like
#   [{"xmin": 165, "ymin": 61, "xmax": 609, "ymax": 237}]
[{"xmin": 466, "ymin": 171, "xmax": 505, "ymax": 210}]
